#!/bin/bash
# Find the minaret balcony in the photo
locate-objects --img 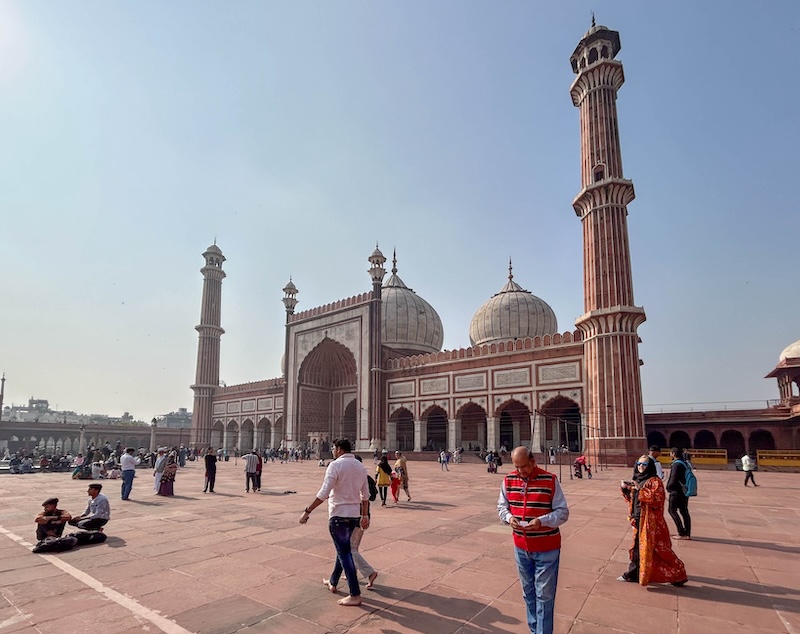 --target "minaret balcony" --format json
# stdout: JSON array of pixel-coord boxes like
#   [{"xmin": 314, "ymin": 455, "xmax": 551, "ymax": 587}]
[
  {"xmin": 572, "ymin": 177, "xmax": 635, "ymax": 217},
  {"xmin": 575, "ymin": 305, "xmax": 646, "ymax": 338}
]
